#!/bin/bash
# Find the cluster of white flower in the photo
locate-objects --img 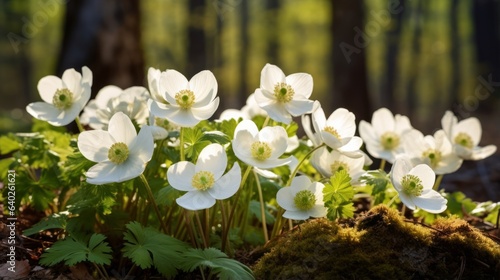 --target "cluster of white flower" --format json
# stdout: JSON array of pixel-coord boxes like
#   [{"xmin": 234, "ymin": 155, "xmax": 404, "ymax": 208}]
[{"xmin": 26, "ymin": 63, "xmax": 497, "ymax": 218}]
